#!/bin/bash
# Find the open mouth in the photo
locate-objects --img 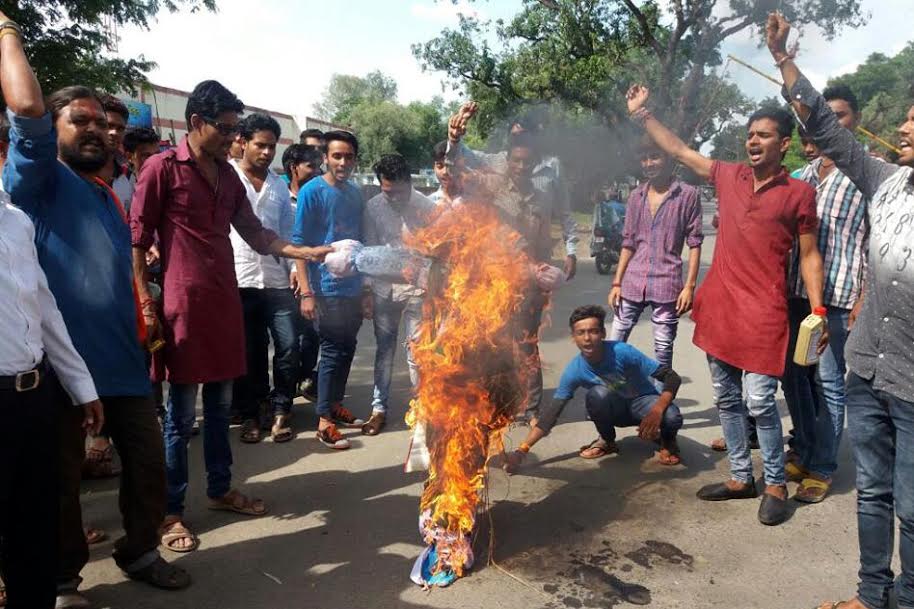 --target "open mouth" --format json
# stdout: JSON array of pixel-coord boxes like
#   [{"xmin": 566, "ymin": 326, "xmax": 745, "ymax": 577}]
[
  {"xmin": 900, "ymin": 139, "xmax": 912, "ymax": 154},
  {"xmin": 748, "ymin": 148, "xmax": 763, "ymax": 163}
]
